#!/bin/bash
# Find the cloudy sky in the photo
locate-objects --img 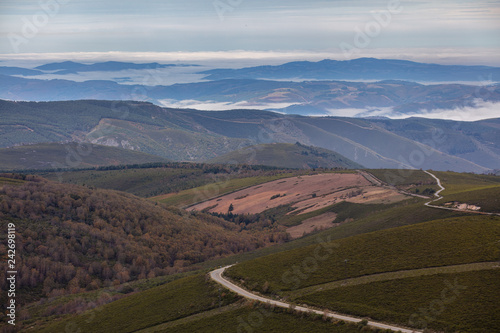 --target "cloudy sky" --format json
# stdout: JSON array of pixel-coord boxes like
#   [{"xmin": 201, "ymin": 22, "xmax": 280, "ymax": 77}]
[{"xmin": 0, "ymin": 0, "xmax": 499, "ymax": 65}]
